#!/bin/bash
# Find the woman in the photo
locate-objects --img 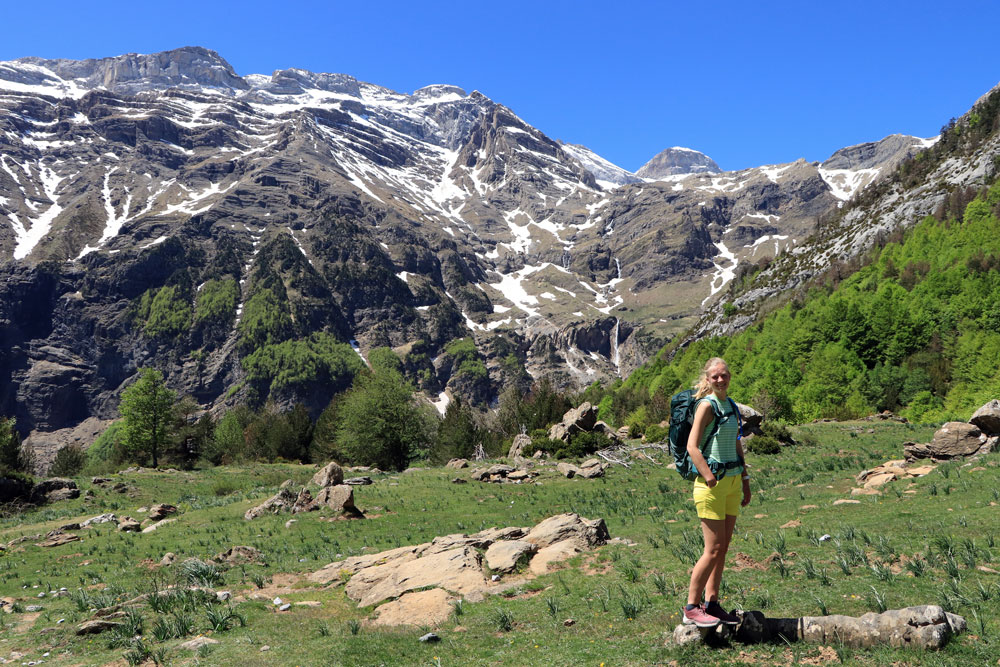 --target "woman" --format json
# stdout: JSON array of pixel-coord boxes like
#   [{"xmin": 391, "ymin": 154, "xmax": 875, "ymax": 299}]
[{"xmin": 682, "ymin": 357, "xmax": 751, "ymax": 628}]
